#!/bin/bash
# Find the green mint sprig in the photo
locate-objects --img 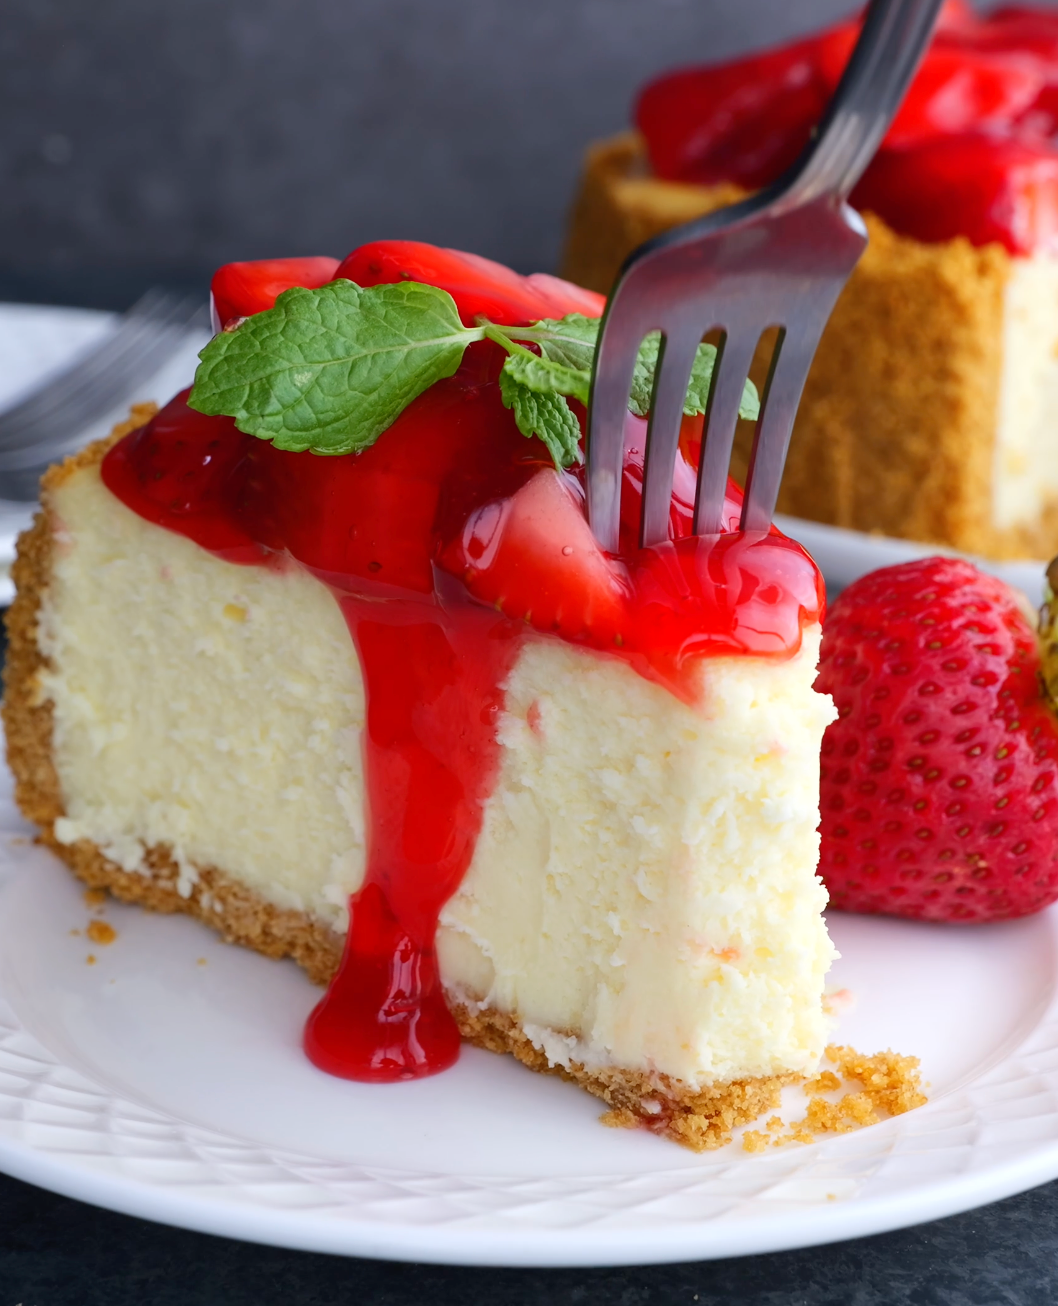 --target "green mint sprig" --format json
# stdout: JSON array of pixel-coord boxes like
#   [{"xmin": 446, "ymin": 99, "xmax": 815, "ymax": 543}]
[{"xmin": 189, "ymin": 280, "xmax": 760, "ymax": 469}]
